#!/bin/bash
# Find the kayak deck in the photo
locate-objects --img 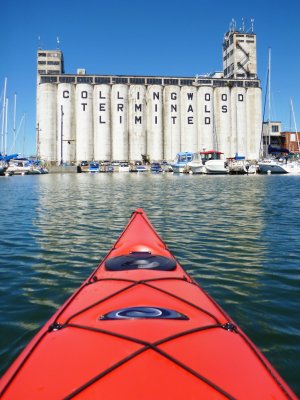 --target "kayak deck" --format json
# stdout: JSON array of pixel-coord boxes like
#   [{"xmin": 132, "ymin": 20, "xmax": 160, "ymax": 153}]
[{"xmin": 0, "ymin": 209, "xmax": 297, "ymax": 399}]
